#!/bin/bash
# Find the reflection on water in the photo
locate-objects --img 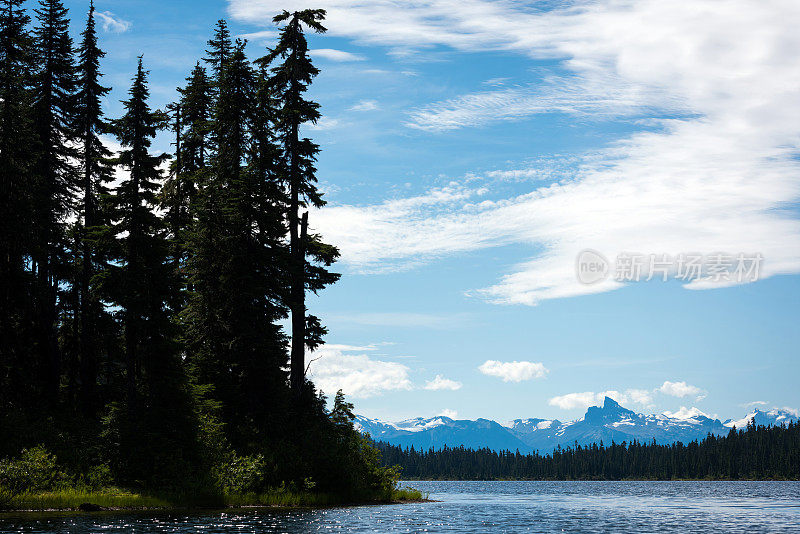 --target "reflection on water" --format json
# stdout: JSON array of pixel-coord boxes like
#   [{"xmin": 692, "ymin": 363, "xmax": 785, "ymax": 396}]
[{"xmin": 2, "ymin": 480, "xmax": 799, "ymax": 533}]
